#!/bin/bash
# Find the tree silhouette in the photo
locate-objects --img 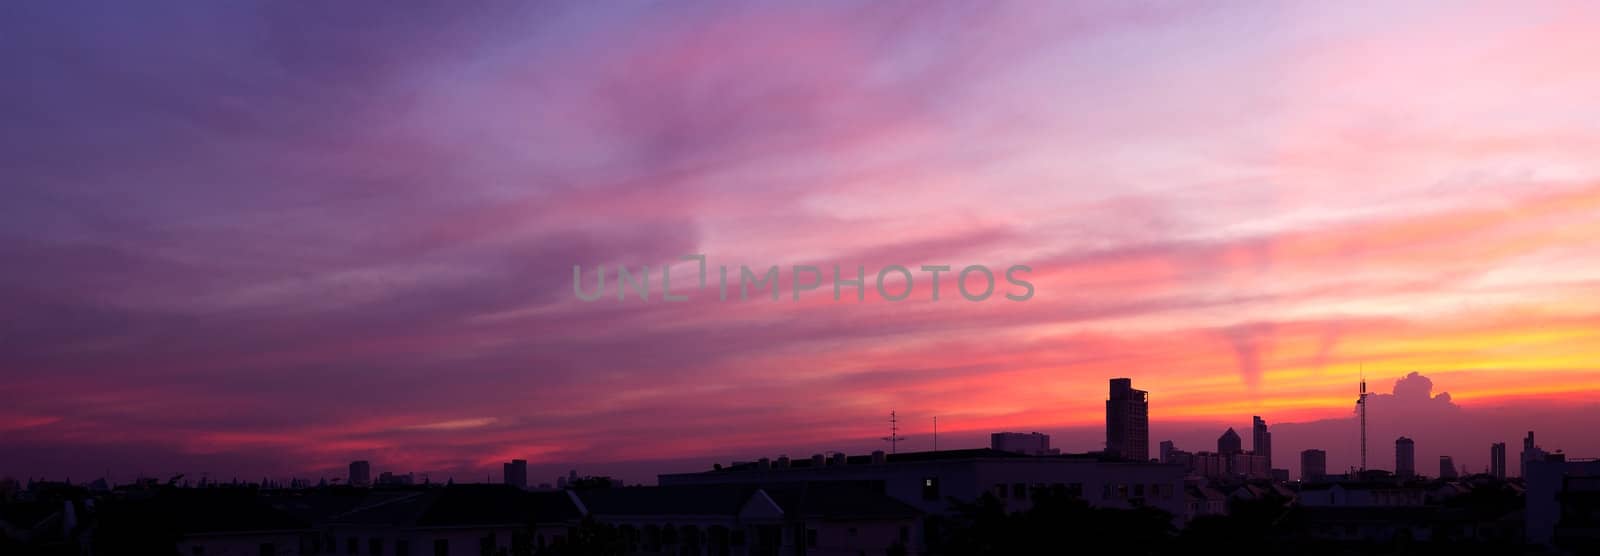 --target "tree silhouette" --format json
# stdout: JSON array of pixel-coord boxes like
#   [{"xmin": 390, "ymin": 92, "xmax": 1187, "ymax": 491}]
[{"xmin": 931, "ymin": 487, "xmax": 1175, "ymax": 555}]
